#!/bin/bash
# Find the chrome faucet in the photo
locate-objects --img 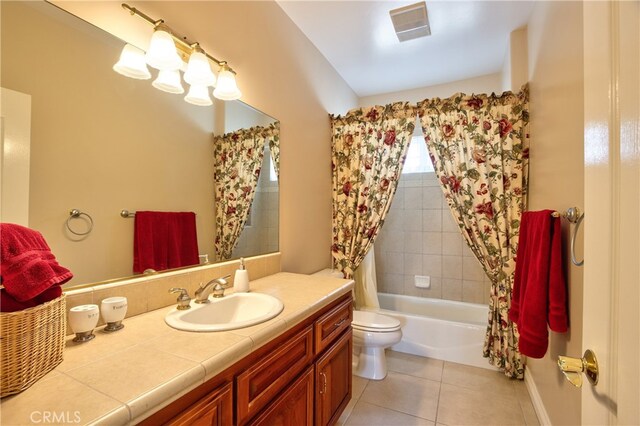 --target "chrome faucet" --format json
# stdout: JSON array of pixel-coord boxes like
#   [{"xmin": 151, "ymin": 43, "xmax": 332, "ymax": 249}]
[{"xmin": 194, "ymin": 274, "xmax": 232, "ymax": 303}]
